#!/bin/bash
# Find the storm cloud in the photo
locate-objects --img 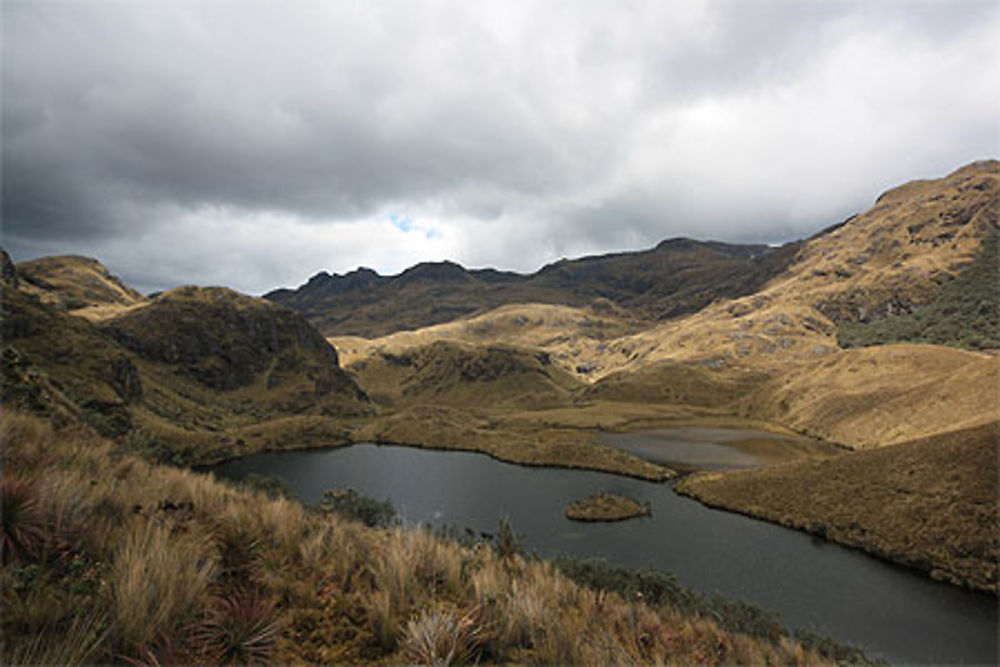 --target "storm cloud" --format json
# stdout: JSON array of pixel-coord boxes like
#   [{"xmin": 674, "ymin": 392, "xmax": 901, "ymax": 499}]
[{"xmin": 3, "ymin": 1, "xmax": 997, "ymax": 294}]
